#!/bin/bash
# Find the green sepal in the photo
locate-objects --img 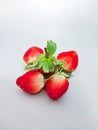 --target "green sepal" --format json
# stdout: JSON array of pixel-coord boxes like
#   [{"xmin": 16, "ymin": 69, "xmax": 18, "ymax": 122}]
[
  {"xmin": 54, "ymin": 61, "xmax": 65, "ymax": 66},
  {"xmin": 41, "ymin": 60, "xmax": 50, "ymax": 73},
  {"xmin": 63, "ymin": 69, "xmax": 72, "ymax": 79},
  {"xmin": 47, "ymin": 40, "xmax": 57, "ymax": 55},
  {"xmin": 24, "ymin": 64, "xmax": 33, "ymax": 70}
]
